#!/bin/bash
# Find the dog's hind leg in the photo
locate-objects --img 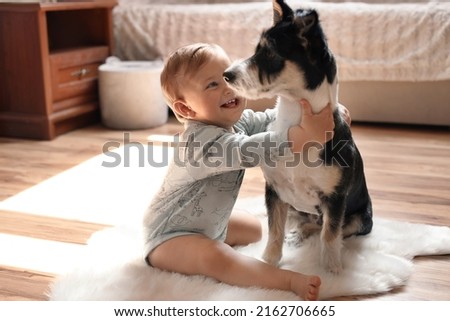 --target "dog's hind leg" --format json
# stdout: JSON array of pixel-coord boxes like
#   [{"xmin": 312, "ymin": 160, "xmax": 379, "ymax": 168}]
[
  {"xmin": 342, "ymin": 209, "xmax": 372, "ymax": 238},
  {"xmin": 262, "ymin": 184, "xmax": 289, "ymax": 266},
  {"xmin": 344, "ymin": 174, "xmax": 373, "ymax": 238}
]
